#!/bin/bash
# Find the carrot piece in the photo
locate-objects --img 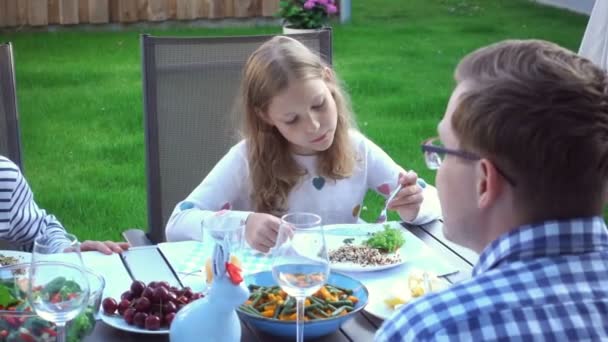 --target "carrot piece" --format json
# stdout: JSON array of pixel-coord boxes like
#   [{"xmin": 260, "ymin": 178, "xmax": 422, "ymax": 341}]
[{"xmin": 320, "ymin": 286, "xmax": 331, "ymax": 300}]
